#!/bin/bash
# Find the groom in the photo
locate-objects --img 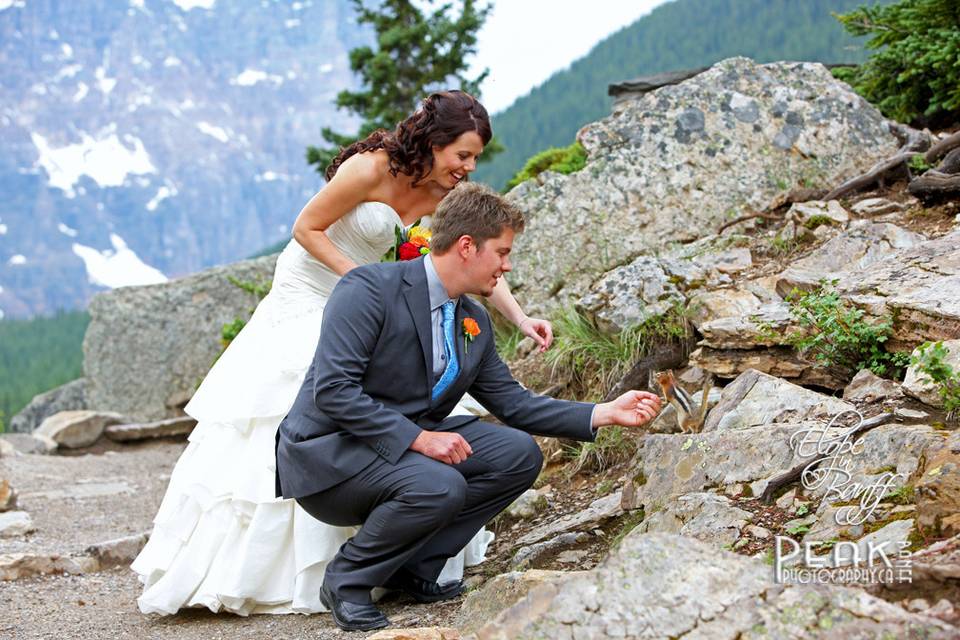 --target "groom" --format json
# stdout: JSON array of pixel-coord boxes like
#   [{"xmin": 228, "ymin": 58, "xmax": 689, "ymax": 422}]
[{"xmin": 275, "ymin": 182, "xmax": 661, "ymax": 631}]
